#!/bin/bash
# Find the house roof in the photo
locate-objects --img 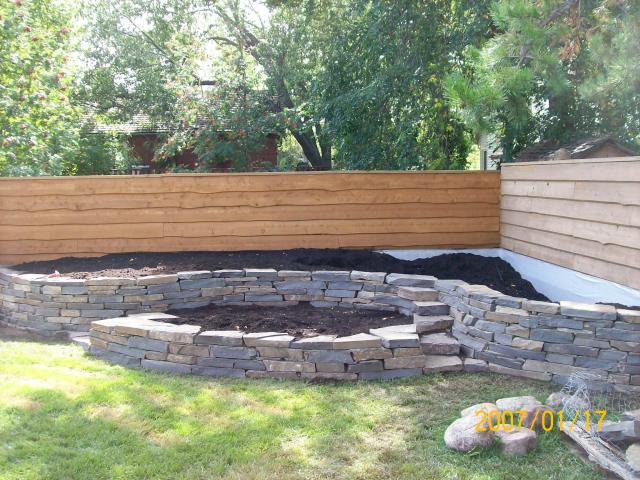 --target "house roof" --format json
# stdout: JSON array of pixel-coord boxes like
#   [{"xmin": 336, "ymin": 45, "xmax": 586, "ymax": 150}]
[
  {"xmin": 82, "ymin": 90, "xmax": 279, "ymax": 135},
  {"xmin": 83, "ymin": 113, "xmax": 173, "ymax": 135},
  {"xmin": 514, "ymin": 136, "xmax": 637, "ymax": 162}
]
